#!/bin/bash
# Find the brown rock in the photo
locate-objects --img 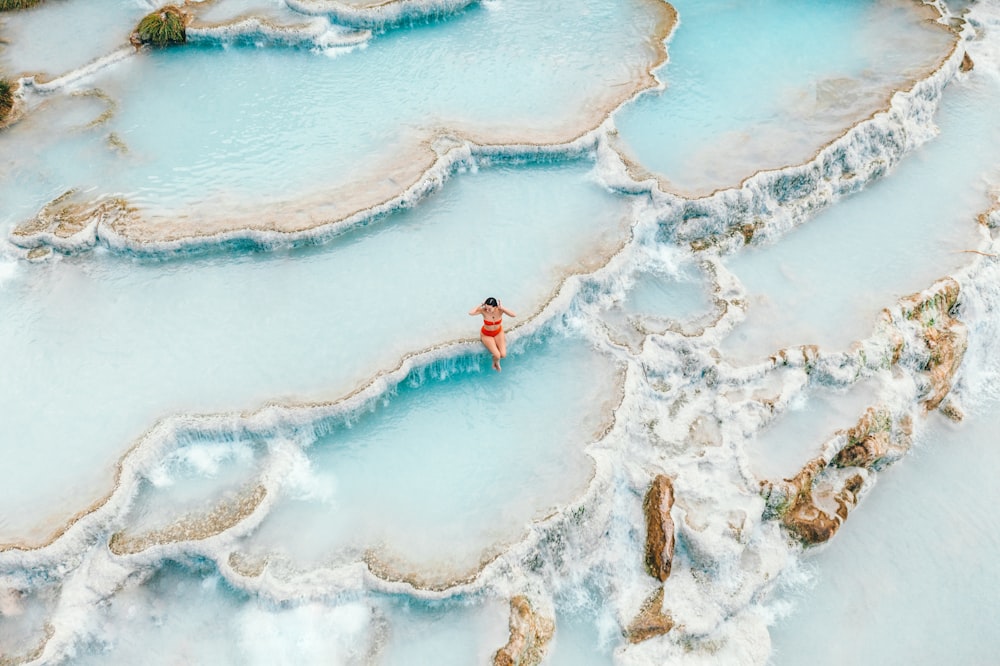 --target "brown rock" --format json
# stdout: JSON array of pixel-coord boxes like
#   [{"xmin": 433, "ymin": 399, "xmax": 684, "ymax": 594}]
[
  {"xmin": 493, "ymin": 596, "xmax": 554, "ymax": 666},
  {"xmin": 922, "ymin": 324, "xmax": 967, "ymax": 411},
  {"xmin": 782, "ymin": 474, "xmax": 864, "ymax": 546},
  {"xmin": 643, "ymin": 475, "xmax": 675, "ymax": 582},
  {"xmin": 899, "ymin": 278, "xmax": 967, "ymax": 412},
  {"xmin": 625, "ymin": 587, "xmax": 674, "ymax": 644},
  {"xmin": 961, "ymin": 52, "xmax": 974, "ymax": 72},
  {"xmin": 831, "ymin": 407, "xmax": 891, "ymax": 469}
]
